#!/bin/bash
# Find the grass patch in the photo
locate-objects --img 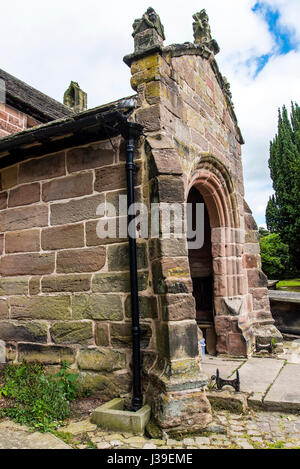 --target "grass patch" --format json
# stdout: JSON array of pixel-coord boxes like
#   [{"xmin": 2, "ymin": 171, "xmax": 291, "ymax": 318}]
[
  {"xmin": 52, "ymin": 431, "xmax": 76, "ymax": 446},
  {"xmin": 85, "ymin": 439, "xmax": 97, "ymax": 449},
  {"xmin": 0, "ymin": 361, "xmax": 79, "ymax": 433},
  {"xmin": 266, "ymin": 441, "xmax": 285, "ymax": 449},
  {"xmin": 277, "ymin": 279, "xmax": 300, "ymax": 291}
]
